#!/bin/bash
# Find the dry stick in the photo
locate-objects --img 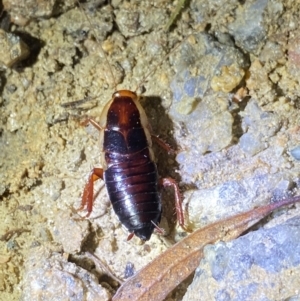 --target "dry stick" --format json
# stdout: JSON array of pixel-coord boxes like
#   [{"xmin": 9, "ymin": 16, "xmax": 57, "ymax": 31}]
[
  {"xmin": 84, "ymin": 252, "xmax": 123, "ymax": 285},
  {"xmin": 112, "ymin": 195, "xmax": 300, "ymax": 301},
  {"xmin": 0, "ymin": 228, "xmax": 30, "ymax": 241}
]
